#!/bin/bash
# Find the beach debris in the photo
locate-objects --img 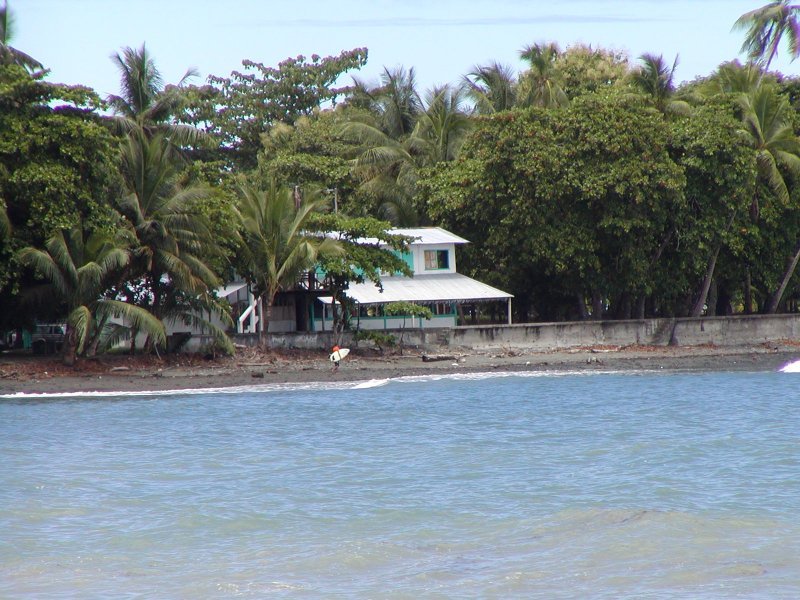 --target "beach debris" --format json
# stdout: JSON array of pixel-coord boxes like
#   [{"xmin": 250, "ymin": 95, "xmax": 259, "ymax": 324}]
[
  {"xmin": 109, "ymin": 366, "xmax": 130, "ymax": 372},
  {"xmin": 422, "ymin": 354, "xmax": 458, "ymax": 362},
  {"xmin": 251, "ymin": 372, "xmax": 264, "ymax": 378}
]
